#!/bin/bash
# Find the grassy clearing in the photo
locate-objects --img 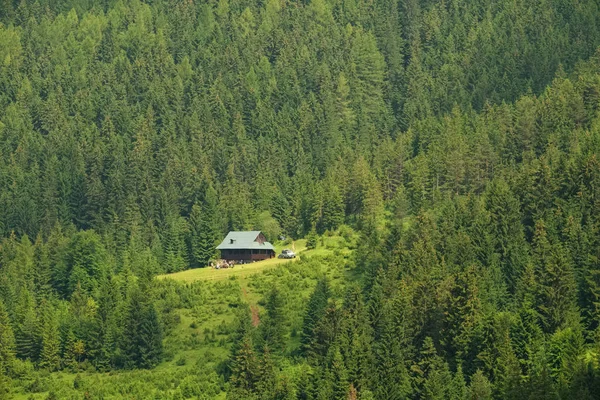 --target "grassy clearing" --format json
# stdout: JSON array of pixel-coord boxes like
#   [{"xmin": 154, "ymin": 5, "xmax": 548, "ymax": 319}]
[
  {"xmin": 157, "ymin": 235, "xmax": 352, "ymax": 283},
  {"xmin": 10, "ymin": 232, "xmax": 357, "ymax": 399},
  {"xmin": 156, "ymin": 253, "xmax": 300, "ymax": 283},
  {"xmin": 157, "ymin": 239, "xmax": 307, "ymax": 283}
]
